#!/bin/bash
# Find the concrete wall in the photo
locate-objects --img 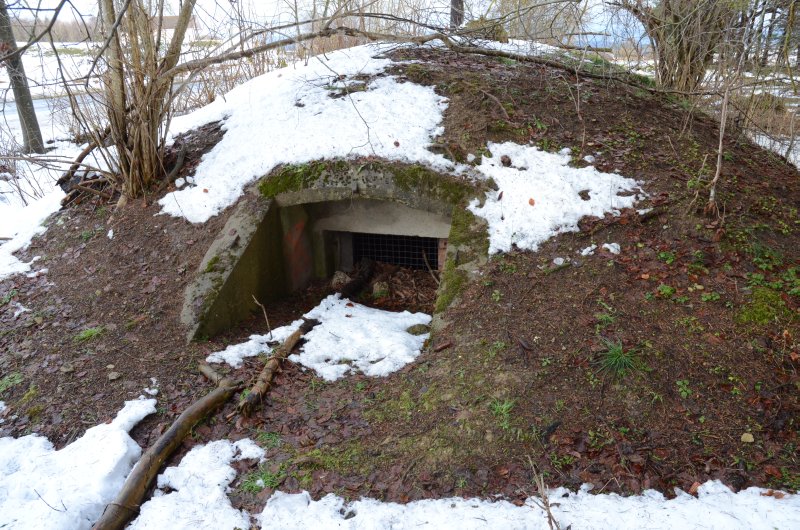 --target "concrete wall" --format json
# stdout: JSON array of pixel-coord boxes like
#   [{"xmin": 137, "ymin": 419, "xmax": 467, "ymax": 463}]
[
  {"xmin": 181, "ymin": 192, "xmax": 287, "ymax": 341},
  {"xmin": 182, "ymin": 160, "xmax": 484, "ymax": 341},
  {"xmin": 308, "ymin": 199, "xmax": 452, "ymax": 238}
]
